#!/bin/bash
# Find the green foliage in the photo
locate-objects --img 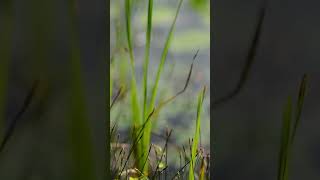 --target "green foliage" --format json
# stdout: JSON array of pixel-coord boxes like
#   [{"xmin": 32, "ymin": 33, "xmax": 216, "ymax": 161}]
[
  {"xmin": 111, "ymin": 0, "xmax": 211, "ymax": 179},
  {"xmin": 143, "ymin": 0, "xmax": 184, "ymax": 172},
  {"xmin": 277, "ymin": 75, "xmax": 308, "ymax": 180},
  {"xmin": 125, "ymin": 0, "xmax": 143, "ymax": 171},
  {"xmin": 122, "ymin": 0, "xmax": 185, "ymax": 174},
  {"xmin": 141, "ymin": 0, "xmax": 154, "ymax": 174},
  {"xmin": 189, "ymin": 86, "xmax": 206, "ymax": 180}
]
